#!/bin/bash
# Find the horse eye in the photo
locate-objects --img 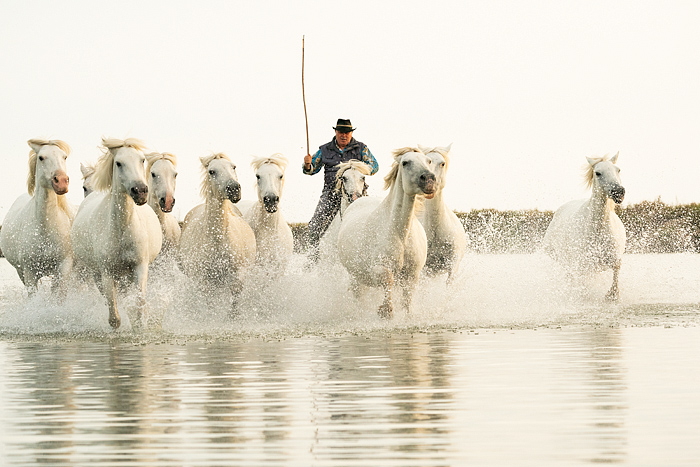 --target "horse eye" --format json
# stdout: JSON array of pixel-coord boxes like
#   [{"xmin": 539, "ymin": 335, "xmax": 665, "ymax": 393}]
[
  {"xmin": 83, "ymin": 187, "xmax": 87, "ymax": 192},
  {"xmin": 441, "ymin": 162, "xmax": 445, "ymax": 167},
  {"xmin": 38, "ymin": 156, "xmax": 44, "ymax": 161},
  {"xmin": 256, "ymin": 174, "xmax": 260, "ymax": 179},
  {"xmin": 116, "ymin": 161, "xmax": 122, "ymax": 168},
  {"xmin": 151, "ymin": 172, "xmax": 156, "ymax": 178},
  {"xmin": 595, "ymin": 171, "xmax": 601, "ymax": 176},
  {"xmin": 209, "ymin": 169, "xmax": 215, "ymax": 175},
  {"xmin": 174, "ymin": 173, "xmax": 178, "ymax": 178},
  {"xmin": 279, "ymin": 175, "xmax": 283, "ymax": 180},
  {"xmin": 402, "ymin": 161, "xmax": 409, "ymax": 167}
]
